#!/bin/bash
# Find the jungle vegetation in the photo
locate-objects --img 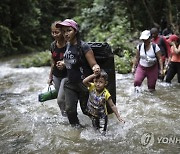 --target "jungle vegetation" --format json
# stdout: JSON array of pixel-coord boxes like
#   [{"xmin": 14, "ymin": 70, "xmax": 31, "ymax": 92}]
[{"xmin": 0, "ymin": 0, "xmax": 179, "ymax": 73}]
